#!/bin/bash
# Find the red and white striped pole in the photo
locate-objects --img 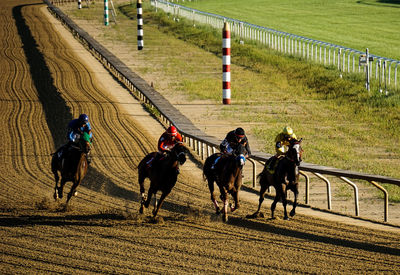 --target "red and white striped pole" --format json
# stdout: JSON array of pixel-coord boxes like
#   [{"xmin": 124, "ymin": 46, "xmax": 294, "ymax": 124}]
[{"xmin": 222, "ymin": 22, "xmax": 231, "ymax": 105}]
